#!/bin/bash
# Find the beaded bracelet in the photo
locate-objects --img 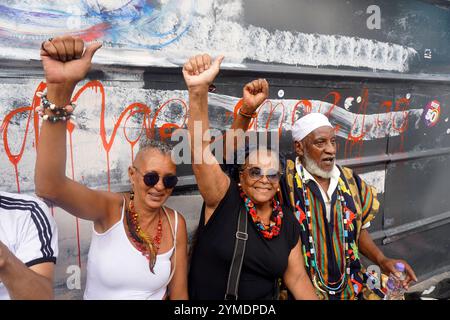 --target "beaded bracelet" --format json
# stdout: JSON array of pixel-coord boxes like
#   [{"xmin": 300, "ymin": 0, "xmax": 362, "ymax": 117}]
[
  {"xmin": 238, "ymin": 107, "xmax": 257, "ymax": 119},
  {"xmin": 35, "ymin": 89, "xmax": 76, "ymax": 122}
]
